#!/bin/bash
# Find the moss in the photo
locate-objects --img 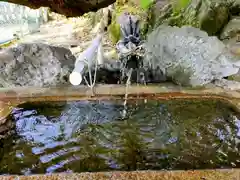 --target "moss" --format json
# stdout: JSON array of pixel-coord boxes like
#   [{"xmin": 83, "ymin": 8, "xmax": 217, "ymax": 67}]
[
  {"xmin": 148, "ymin": 0, "xmax": 232, "ymax": 36},
  {"xmin": 169, "ymin": 13, "xmax": 200, "ymax": 28},
  {"xmin": 146, "ymin": 0, "xmax": 202, "ymax": 34},
  {"xmin": 108, "ymin": 21, "xmax": 121, "ymax": 44},
  {"xmin": 172, "ymin": 0, "xmax": 191, "ymax": 14},
  {"xmin": 0, "ymin": 39, "xmax": 18, "ymax": 48},
  {"xmin": 145, "ymin": 0, "xmax": 197, "ymax": 33},
  {"xmin": 183, "ymin": 85, "xmax": 206, "ymax": 90},
  {"xmin": 199, "ymin": 5, "xmax": 229, "ymax": 36},
  {"xmin": 227, "ymin": 75, "xmax": 240, "ymax": 82},
  {"xmin": 167, "ymin": 0, "xmax": 200, "ymax": 28},
  {"xmin": 115, "ymin": 4, "xmax": 144, "ymax": 16},
  {"xmin": 146, "ymin": 2, "xmax": 172, "ymax": 33}
]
